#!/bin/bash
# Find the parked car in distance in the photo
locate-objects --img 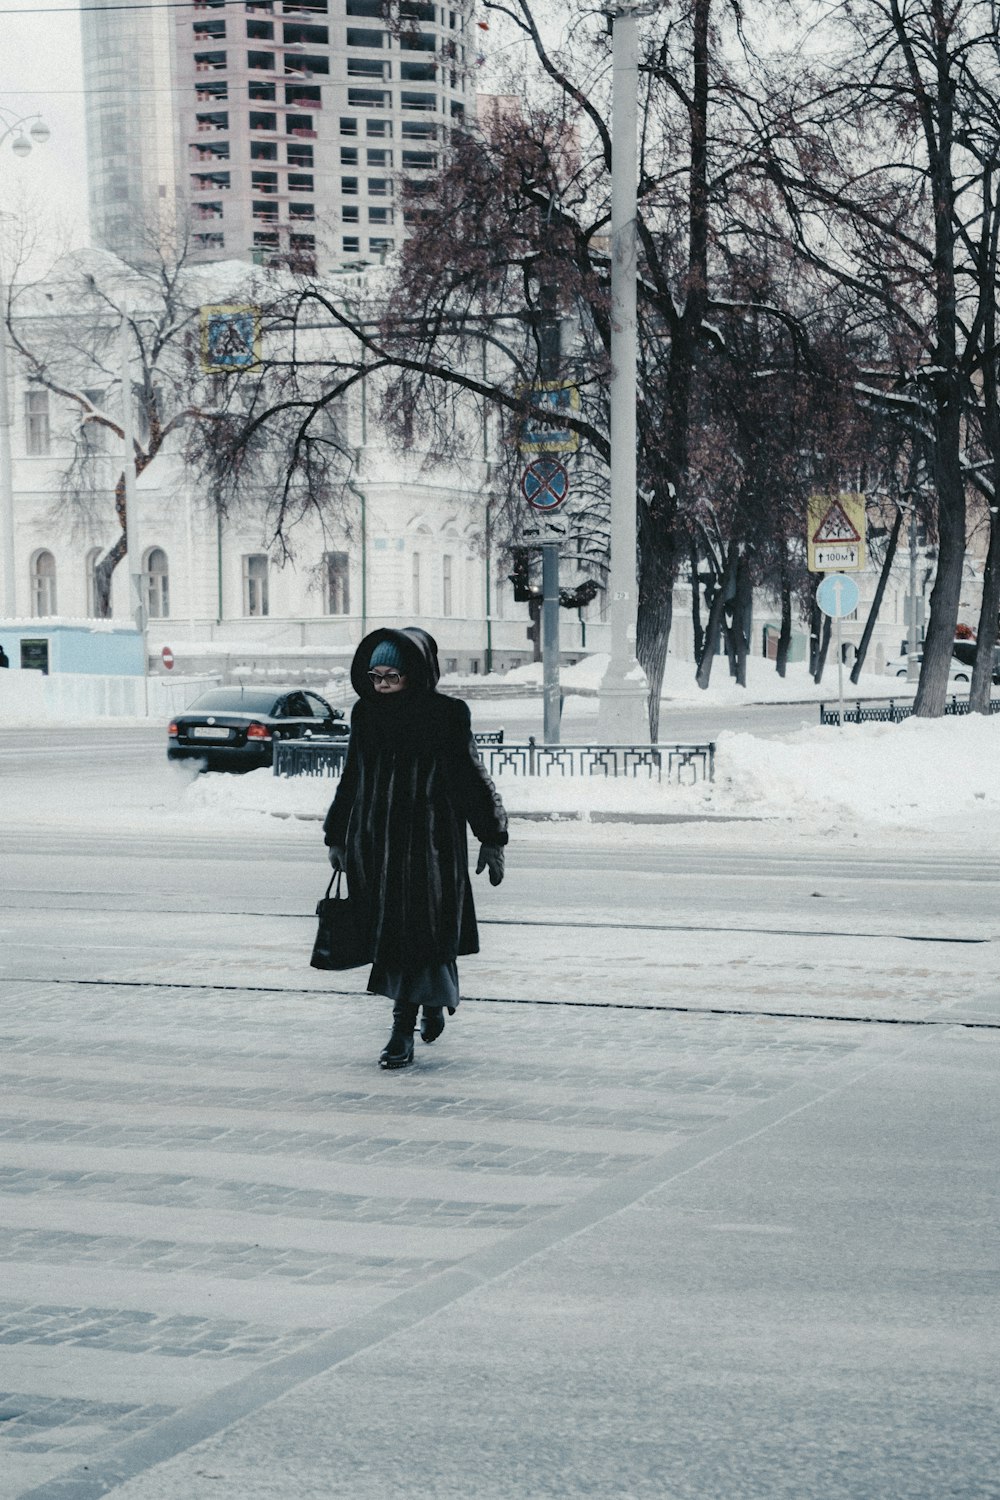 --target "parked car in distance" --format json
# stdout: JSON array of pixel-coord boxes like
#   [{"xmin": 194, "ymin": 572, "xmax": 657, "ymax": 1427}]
[
  {"xmin": 884, "ymin": 652, "xmax": 971, "ymax": 683},
  {"xmin": 950, "ymin": 640, "xmax": 1000, "ymax": 683},
  {"xmin": 168, "ymin": 686, "xmax": 347, "ymax": 772}
]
